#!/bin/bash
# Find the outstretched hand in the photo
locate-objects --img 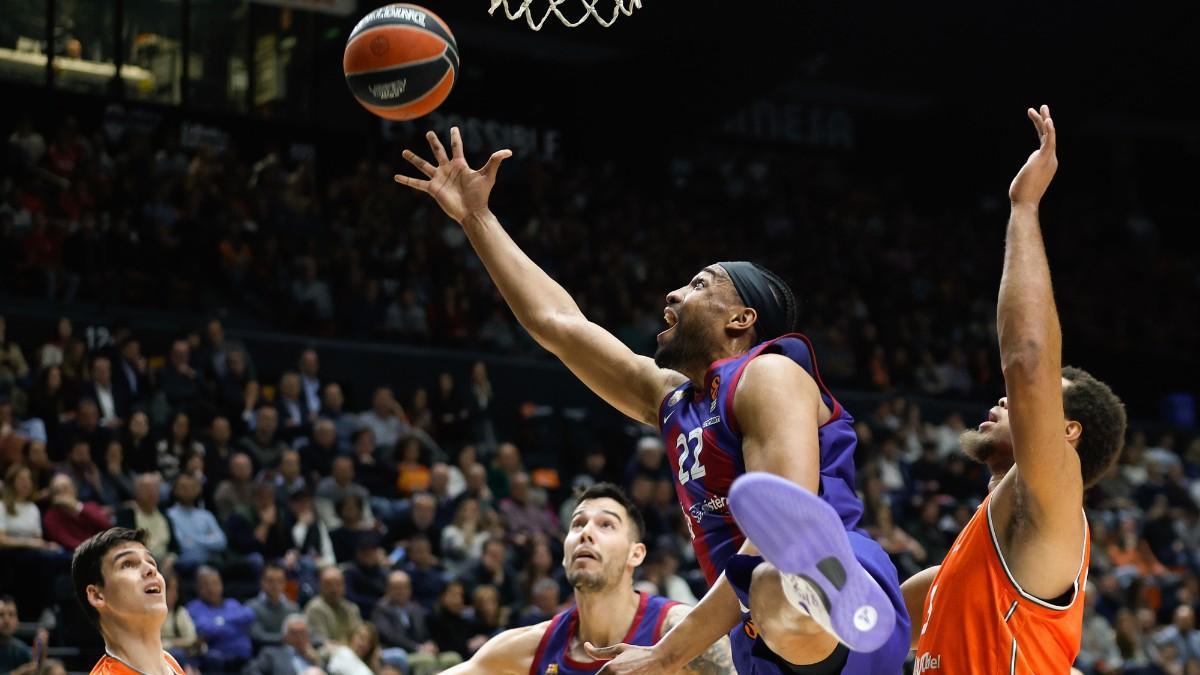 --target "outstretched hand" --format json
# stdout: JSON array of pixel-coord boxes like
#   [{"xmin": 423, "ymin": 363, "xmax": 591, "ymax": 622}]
[
  {"xmin": 584, "ymin": 642, "xmax": 674, "ymax": 674},
  {"xmin": 1009, "ymin": 105, "xmax": 1058, "ymax": 207},
  {"xmin": 394, "ymin": 126, "xmax": 512, "ymax": 224}
]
